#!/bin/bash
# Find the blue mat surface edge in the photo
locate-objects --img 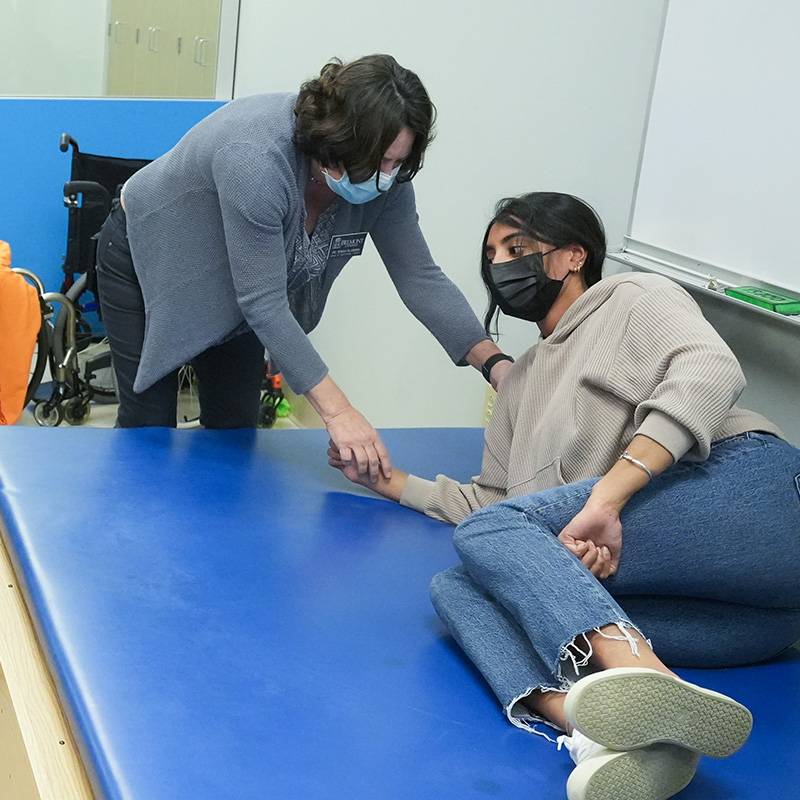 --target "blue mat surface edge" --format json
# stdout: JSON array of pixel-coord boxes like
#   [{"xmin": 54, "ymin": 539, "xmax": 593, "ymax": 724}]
[{"xmin": 0, "ymin": 427, "xmax": 797, "ymax": 800}]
